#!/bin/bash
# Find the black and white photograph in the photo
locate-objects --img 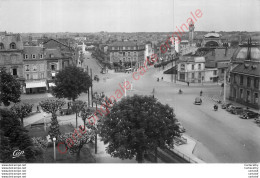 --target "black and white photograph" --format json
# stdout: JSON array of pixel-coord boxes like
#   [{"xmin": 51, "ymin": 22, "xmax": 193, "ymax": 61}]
[{"xmin": 0, "ymin": 0, "xmax": 259, "ymax": 177}]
